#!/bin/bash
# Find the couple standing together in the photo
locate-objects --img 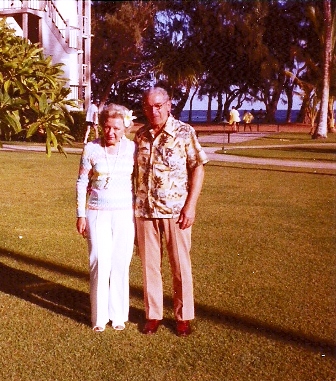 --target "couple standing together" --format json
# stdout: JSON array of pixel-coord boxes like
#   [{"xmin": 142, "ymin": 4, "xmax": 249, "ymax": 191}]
[{"xmin": 76, "ymin": 87, "xmax": 209, "ymax": 336}]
